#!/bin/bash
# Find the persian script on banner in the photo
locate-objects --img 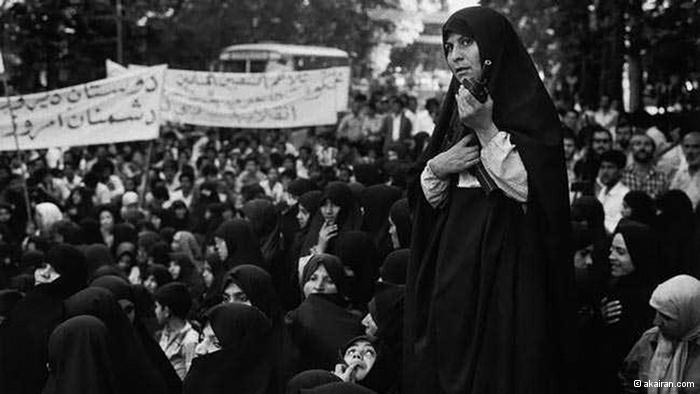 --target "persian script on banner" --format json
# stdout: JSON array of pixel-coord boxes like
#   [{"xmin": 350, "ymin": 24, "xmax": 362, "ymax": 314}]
[
  {"xmin": 161, "ymin": 67, "xmax": 349, "ymax": 128},
  {"xmin": 109, "ymin": 64, "xmax": 350, "ymax": 128},
  {"xmin": 0, "ymin": 65, "xmax": 166, "ymax": 151}
]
